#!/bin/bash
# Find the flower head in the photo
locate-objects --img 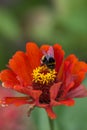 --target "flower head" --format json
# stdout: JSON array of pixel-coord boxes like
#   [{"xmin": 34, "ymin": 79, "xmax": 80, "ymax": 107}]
[{"xmin": 0, "ymin": 42, "xmax": 87, "ymax": 119}]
